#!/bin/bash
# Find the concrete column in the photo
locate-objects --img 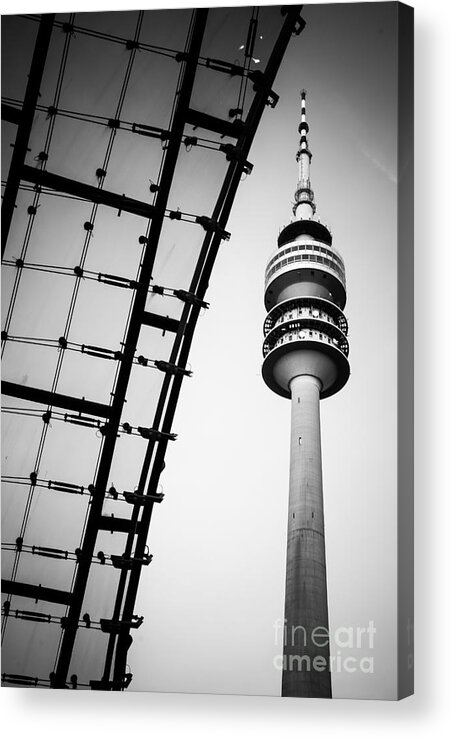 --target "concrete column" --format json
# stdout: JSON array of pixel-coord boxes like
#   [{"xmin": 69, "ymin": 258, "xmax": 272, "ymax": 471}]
[{"xmin": 282, "ymin": 374, "xmax": 332, "ymax": 698}]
